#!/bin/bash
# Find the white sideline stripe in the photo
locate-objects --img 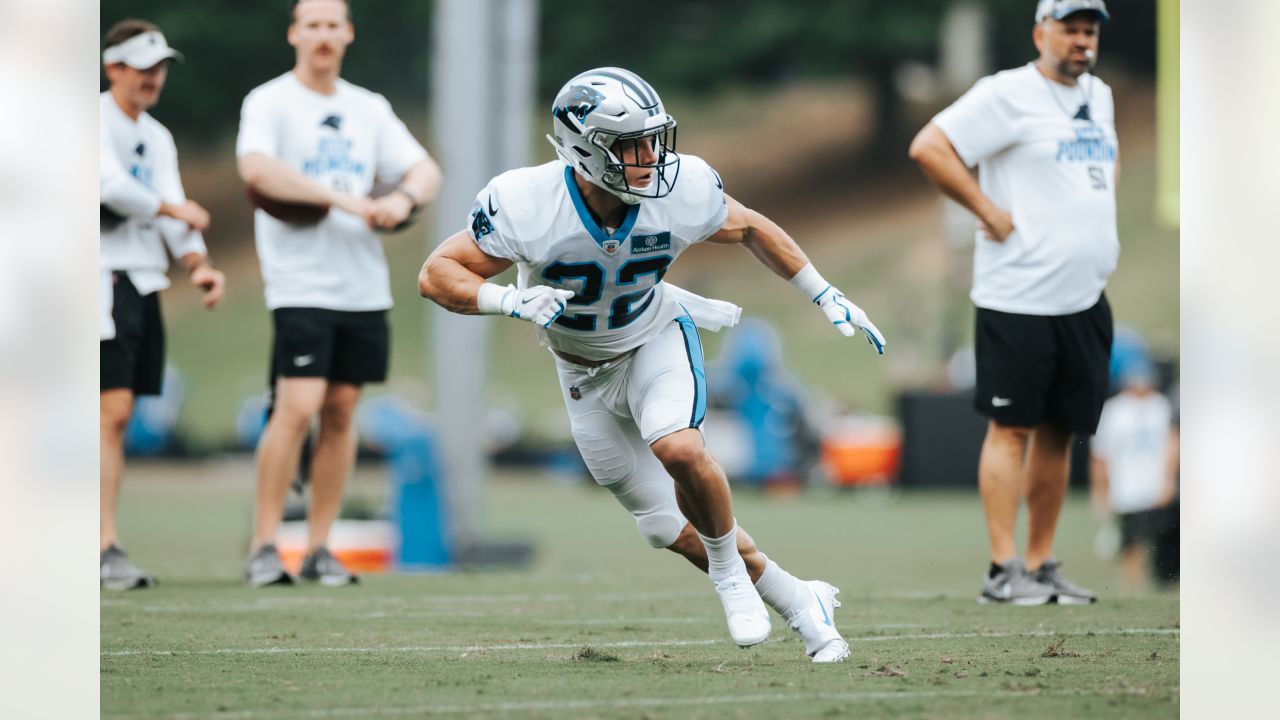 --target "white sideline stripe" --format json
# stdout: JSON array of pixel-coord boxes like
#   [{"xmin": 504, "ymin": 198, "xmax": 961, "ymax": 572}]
[
  {"xmin": 855, "ymin": 627, "xmax": 1180, "ymax": 643},
  {"xmin": 104, "ymin": 590, "xmax": 708, "ymax": 613},
  {"xmin": 104, "ymin": 686, "xmax": 1173, "ymax": 719},
  {"xmin": 102, "ymin": 589, "xmax": 988, "ymax": 613},
  {"xmin": 101, "ymin": 627, "xmax": 1177, "ymax": 658},
  {"xmin": 101, "ymin": 638, "xmax": 718, "ymax": 657}
]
